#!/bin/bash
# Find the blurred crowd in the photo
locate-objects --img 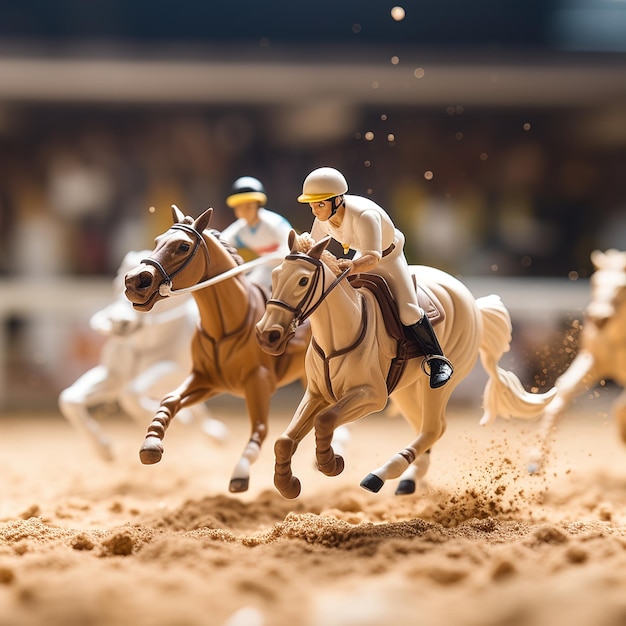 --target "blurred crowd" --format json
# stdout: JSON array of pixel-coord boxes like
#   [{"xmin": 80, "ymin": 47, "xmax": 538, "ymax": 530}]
[
  {"xmin": 0, "ymin": 100, "xmax": 624, "ymax": 408},
  {"xmin": 1, "ymin": 102, "xmax": 624, "ymax": 281}
]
